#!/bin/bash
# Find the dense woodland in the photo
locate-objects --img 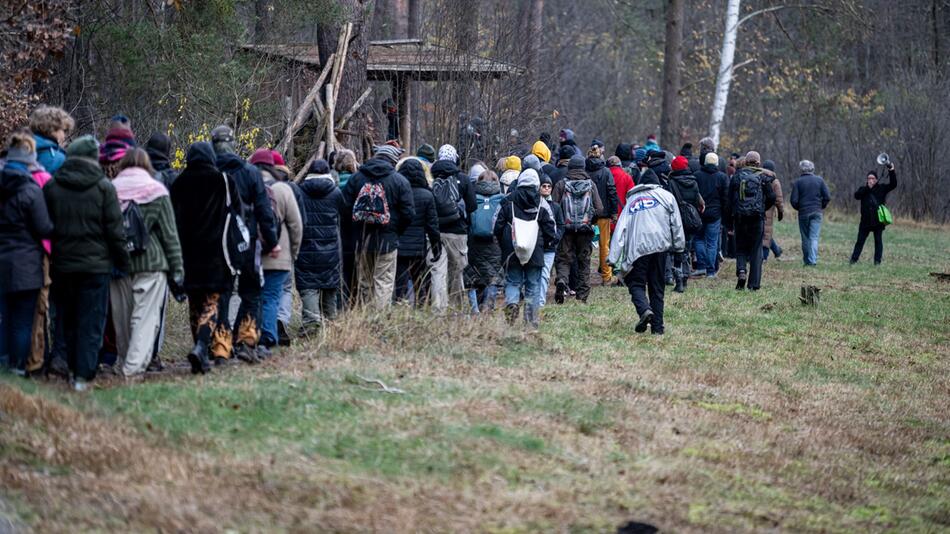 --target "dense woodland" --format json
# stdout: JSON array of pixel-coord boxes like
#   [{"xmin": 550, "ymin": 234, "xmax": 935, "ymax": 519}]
[{"xmin": 3, "ymin": 0, "xmax": 949, "ymax": 221}]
